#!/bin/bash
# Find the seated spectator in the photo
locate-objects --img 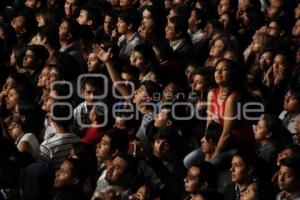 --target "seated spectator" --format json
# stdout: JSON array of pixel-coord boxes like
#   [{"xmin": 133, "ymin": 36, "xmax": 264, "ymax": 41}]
[
  {"xmin": 95, "ymin": 128, "xmax": 129, "ymax": 189},
  {"xmin": 39, "ymin": 104, "xmax": 81, "ymax": 169},
  {"xmin": 253, "ymin": 114, "xmax": 280, "ymax": 166},
  {"xmin": 8, "ymin": 113, "xmax": 39, "ymax": 158},
  {"xmin": 93, "ymin": 152, "xmax": 139, "ymax": 199},
  {"xmin": 184, "ymin": 122, "xmax": 237, "ymax": 171},
  {"xmin": 53, "ymin": 158, "xmax": 88, "ymax": 200},
  {"xmin": 279, "ymin": 85, "xmax": 300, "ymax": 135},
  {"xmin": 165, "ymin": 15, "xmax": 193, "ymax": 63},
  {"xmin": 81, "ymin": 104, "xmax": 108, "ymax": 147},
  {"xmin": 240, "ymin": 179, "xmax": 275, "ymax": 200},
  {"xmin": 272, "ymin": 144, "xmax": 300, "ymax": 188},
  {"xmin": 183, "ymin": 162, "xmax": 219, "ymax": 200},
  {"xmin": 223, "ymin": 151, "xmax": 258, "ymax": 200},
  {"xmin": 277, "ymin": 156, "xmax": 300, "ymax": 200}
]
